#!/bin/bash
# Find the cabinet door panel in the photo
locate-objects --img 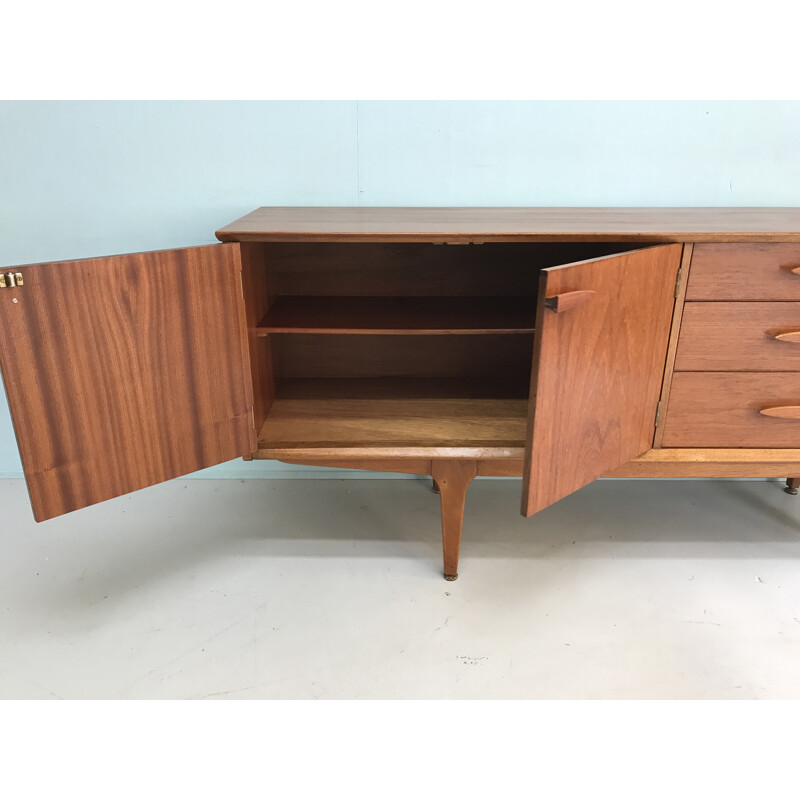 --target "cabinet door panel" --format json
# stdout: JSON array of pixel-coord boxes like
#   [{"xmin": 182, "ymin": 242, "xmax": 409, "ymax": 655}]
[
  {"xmin": 0, "ymin": 244, "xmax": 254, "ymax": 521},
  {"xmin": 522, "ymin": 244, "xmax": 682, "ymax": 516}
]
